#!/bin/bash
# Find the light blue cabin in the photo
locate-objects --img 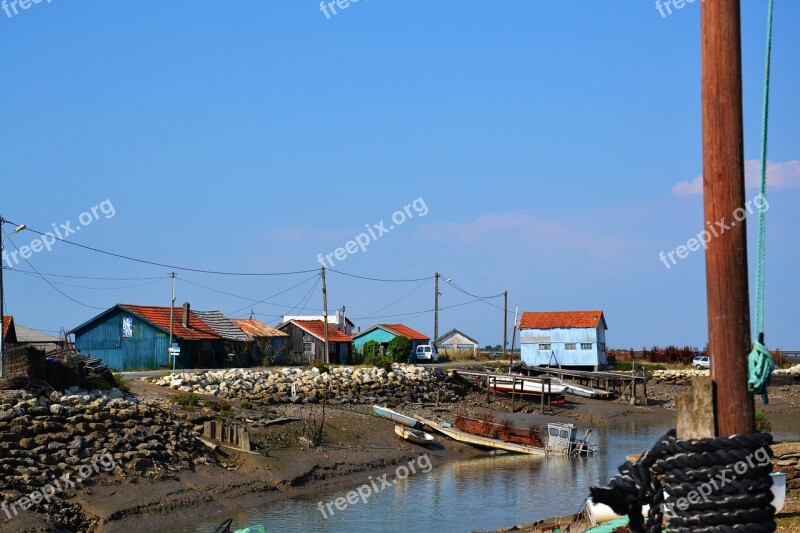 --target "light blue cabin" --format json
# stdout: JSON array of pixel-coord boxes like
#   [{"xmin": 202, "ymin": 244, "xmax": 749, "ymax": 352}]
[
  {"xmin": 519, "ymin": 310, "xmax": 607, "ymax": 370},
  {"xmin": 352, "ymin": 324, "xmax": 430, "ymax": 357}
]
